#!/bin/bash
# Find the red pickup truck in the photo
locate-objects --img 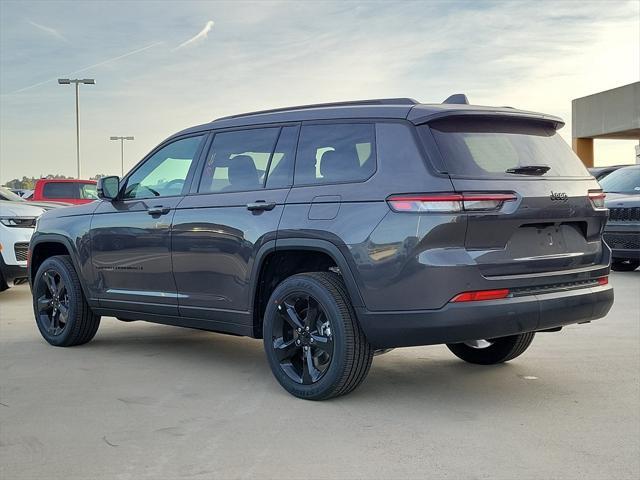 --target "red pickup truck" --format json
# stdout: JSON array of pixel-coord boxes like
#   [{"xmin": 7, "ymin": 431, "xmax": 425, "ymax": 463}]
[{"xmin": 30, "ymin": 179, "xmax": 98, "ymax": 205}]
